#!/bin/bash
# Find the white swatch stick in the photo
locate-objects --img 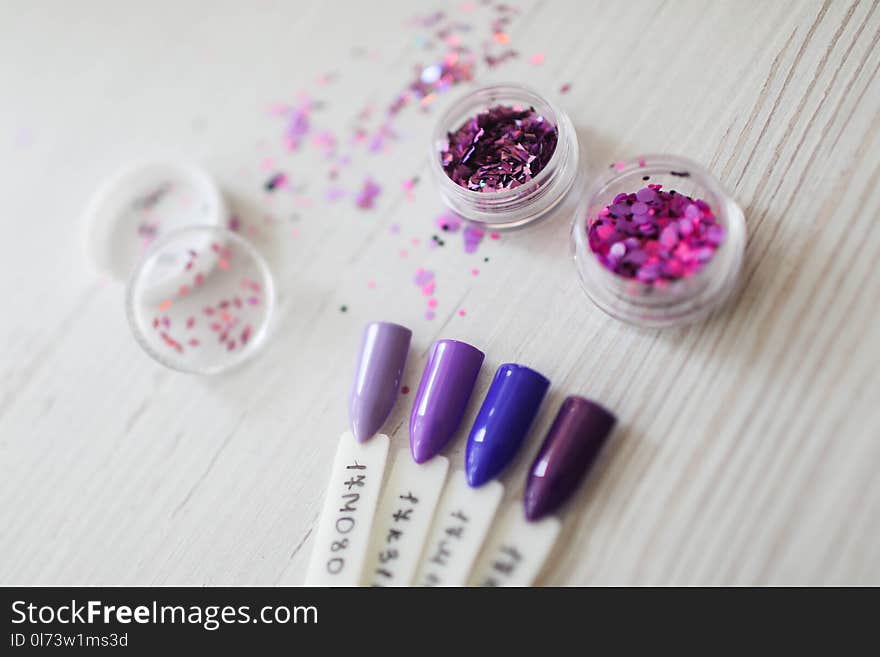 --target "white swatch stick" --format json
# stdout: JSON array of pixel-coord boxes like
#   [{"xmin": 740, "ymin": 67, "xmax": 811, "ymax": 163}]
[
  {"xmin": 304, "ymin": 431, "xmax": 389, "ymax": 586},
  {"xmin": 362, "ymin": 450, "xmax": 449, "ymax": 586},
  {"xmin": 415, "ymin": 472, "xmax": 503, "ymax": 587},
  {"xmin": 468, "ymin": 502, "xmax": 561, "ymax": 587}
]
